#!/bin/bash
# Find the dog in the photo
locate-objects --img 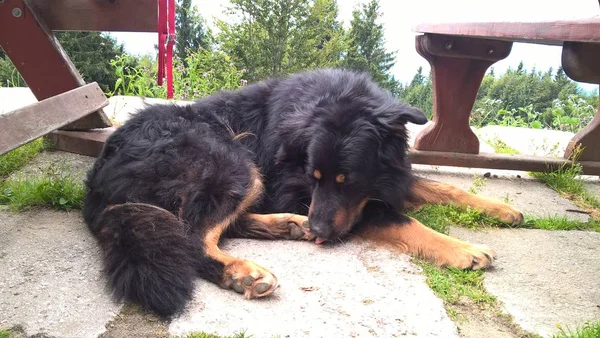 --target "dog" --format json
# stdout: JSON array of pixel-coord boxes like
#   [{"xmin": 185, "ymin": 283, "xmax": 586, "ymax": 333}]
[{"xmin": 83, "ymin": 68, "xmax": 524, "ymax": 317}]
